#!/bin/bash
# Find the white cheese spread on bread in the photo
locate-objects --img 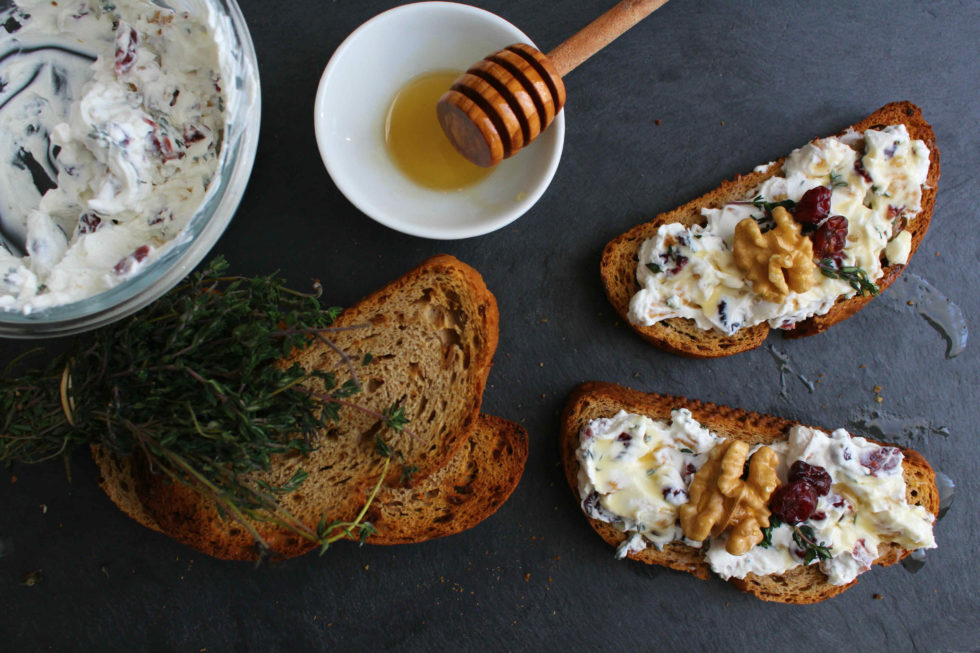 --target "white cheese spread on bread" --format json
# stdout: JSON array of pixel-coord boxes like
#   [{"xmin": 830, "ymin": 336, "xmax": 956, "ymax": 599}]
[
  {"xmin": 628, "ymin": 125, "xmax": 931, "ymax": 334},
  {"xmin": 576, "ymin": 409, "xmax": 721, "ymax": 550},
  {"xmin": 577, "ymin": 412, "xmax": 936, "ymax": 585}
]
